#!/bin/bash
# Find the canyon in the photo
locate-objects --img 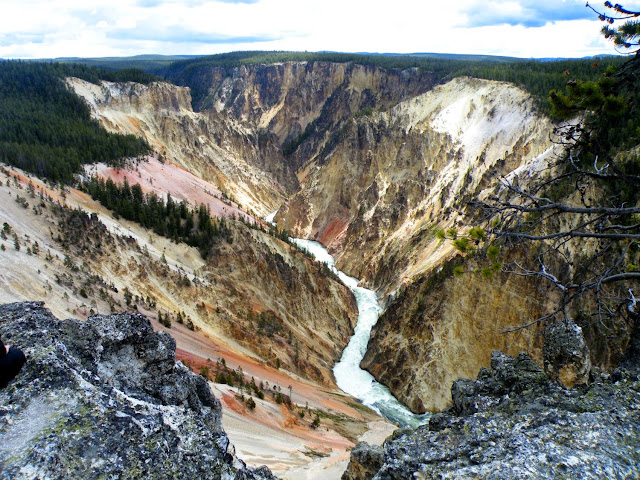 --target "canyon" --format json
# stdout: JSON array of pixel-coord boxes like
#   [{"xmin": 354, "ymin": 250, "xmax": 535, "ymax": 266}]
[
  {"xmin": 71, "ymin": 66, "xmax": 563, "ymax": 415},
  {"xmin": 1, "ymin": 57, "xmax": 638, "ymax": 478}
]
